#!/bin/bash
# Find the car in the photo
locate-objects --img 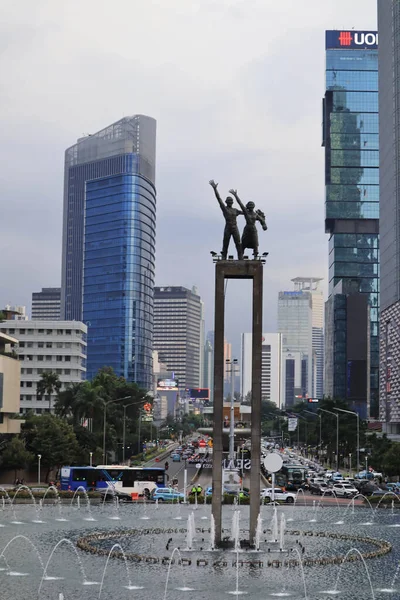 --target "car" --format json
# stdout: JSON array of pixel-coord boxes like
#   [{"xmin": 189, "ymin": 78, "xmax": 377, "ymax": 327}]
[
  {"xmin": 309, "ymin": 482, "xmax": 334, "ymax": 496},
  {"xmin": 152, "ymin": 488, "xmax": 184, "ymax": 502},
  {"xmin": 260, "ymin": 488, "xmax": 296, "ymax": 503},
  {"xmin": 332, "ymin": 483, "xmax": 358, "ymax": 498},
  {"xmin": 171, "ymin": 453, "xmax": 181, "ymax": 462},
  {"xmin": 385, "ymin": 483, "xmax": 400, "ymax": 494},
  {"xmin": 357, "ymin": 482, "xmax": 383, "ymax": 496}
]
